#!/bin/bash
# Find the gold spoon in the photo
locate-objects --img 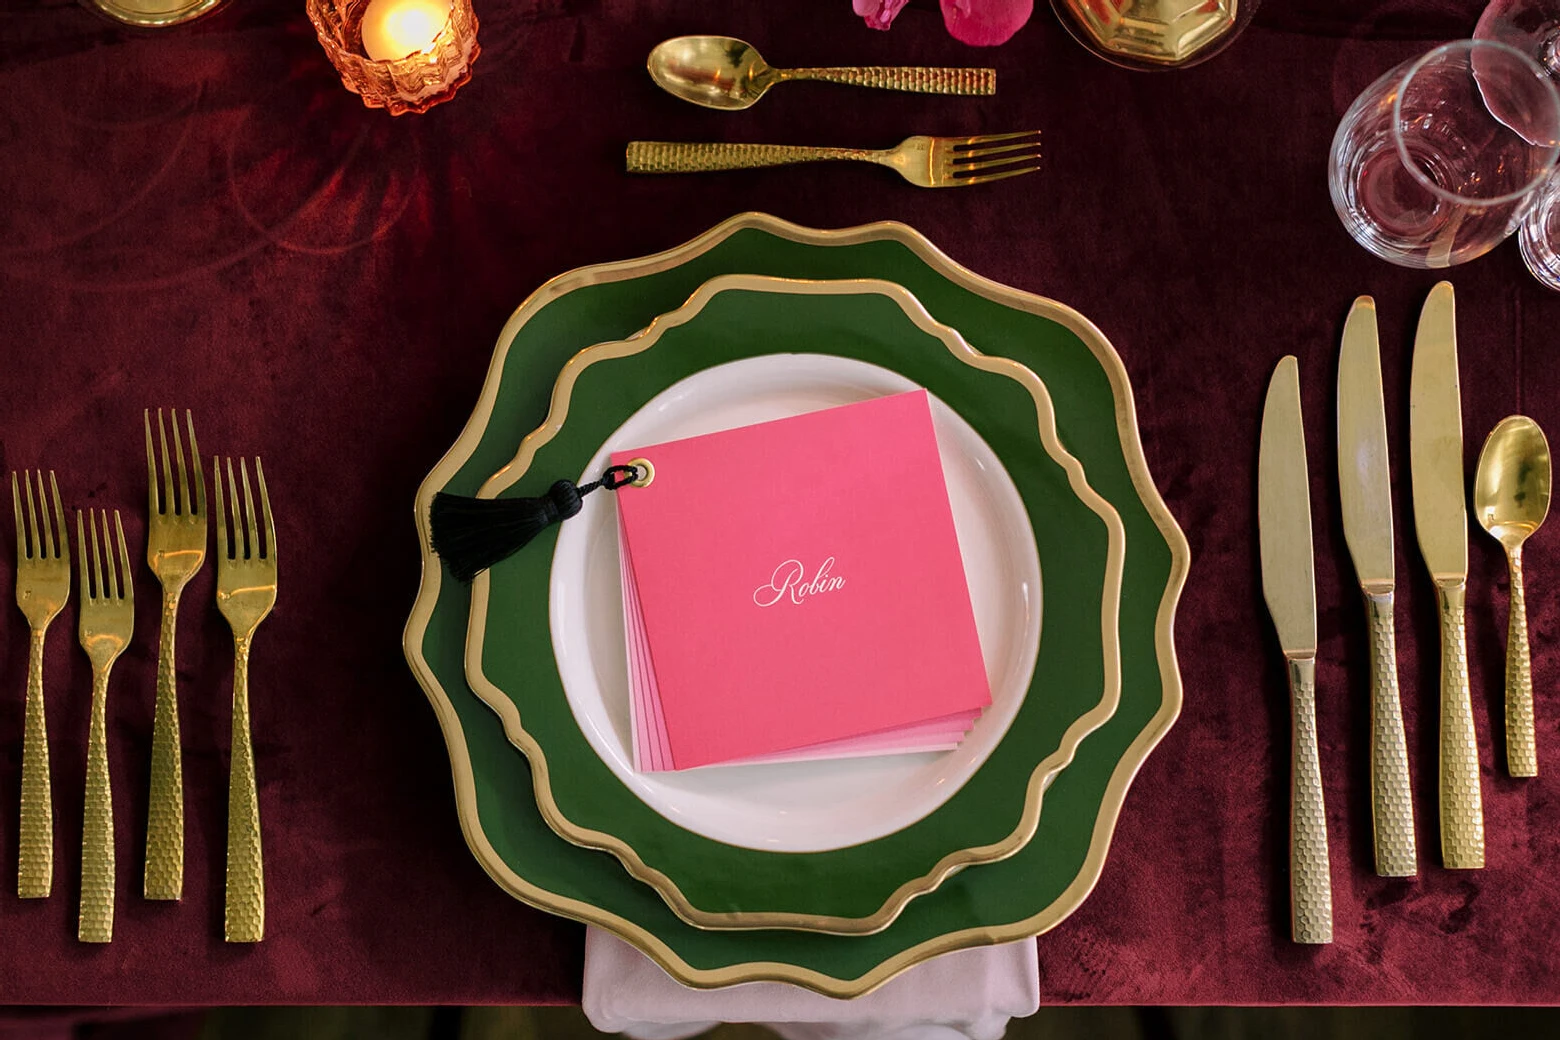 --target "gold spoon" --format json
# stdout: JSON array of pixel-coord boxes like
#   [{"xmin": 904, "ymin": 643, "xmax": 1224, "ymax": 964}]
[
  {"xmin": 646, "ymin": 36, "xmax": 994, "ymax": 111},
  {"xmin": 1474, "ymin": 414, "xmax": 1552, "ymax": 777}
]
